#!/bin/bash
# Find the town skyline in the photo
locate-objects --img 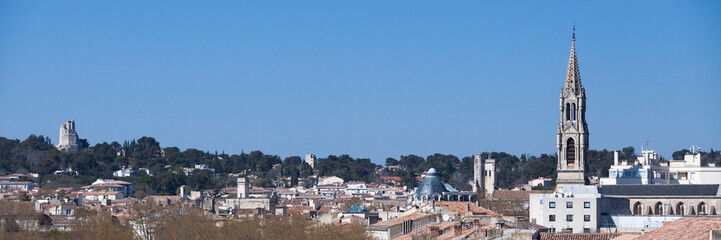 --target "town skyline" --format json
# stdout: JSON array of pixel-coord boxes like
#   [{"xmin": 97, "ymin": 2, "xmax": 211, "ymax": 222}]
[{"xmin": 1, "ymin": 1, "xmax": 719, "ymax": 164}]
